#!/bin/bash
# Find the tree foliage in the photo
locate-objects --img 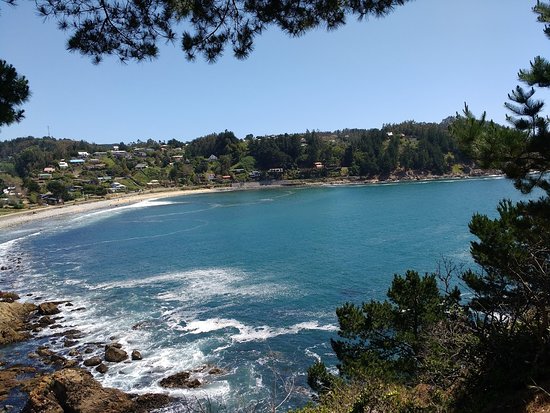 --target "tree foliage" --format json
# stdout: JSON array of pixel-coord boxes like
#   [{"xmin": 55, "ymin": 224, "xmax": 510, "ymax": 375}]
[
  {"xmin": 0, "ymin": 60, "xmax": 30, "ymax": 128},
  {"xmin": 309, "ymin": 271, "xmax": 461, "ymax": 392},
  {"xmin": 32, "ymin": 0, "xmax": 411, "ymax": 63}
]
